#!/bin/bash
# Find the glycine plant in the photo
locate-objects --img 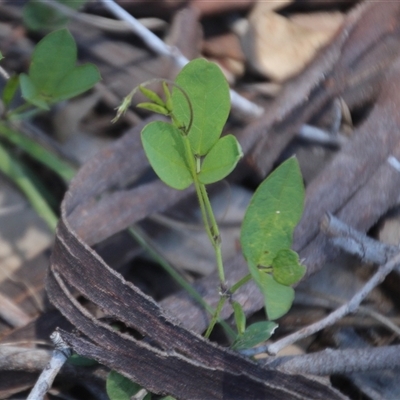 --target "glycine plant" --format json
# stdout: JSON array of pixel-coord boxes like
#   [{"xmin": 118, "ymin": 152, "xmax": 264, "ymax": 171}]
[
  {"xmin": 115, "ymin": 58, "xmax": 306, "ymax": 349},
  {"xmin": 19, "ymin": 29, "xmax": 100, "ymax": 111},
  {"xmin": 0, "ymin": 28, "xmax": 100, "ymax": 230}
]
